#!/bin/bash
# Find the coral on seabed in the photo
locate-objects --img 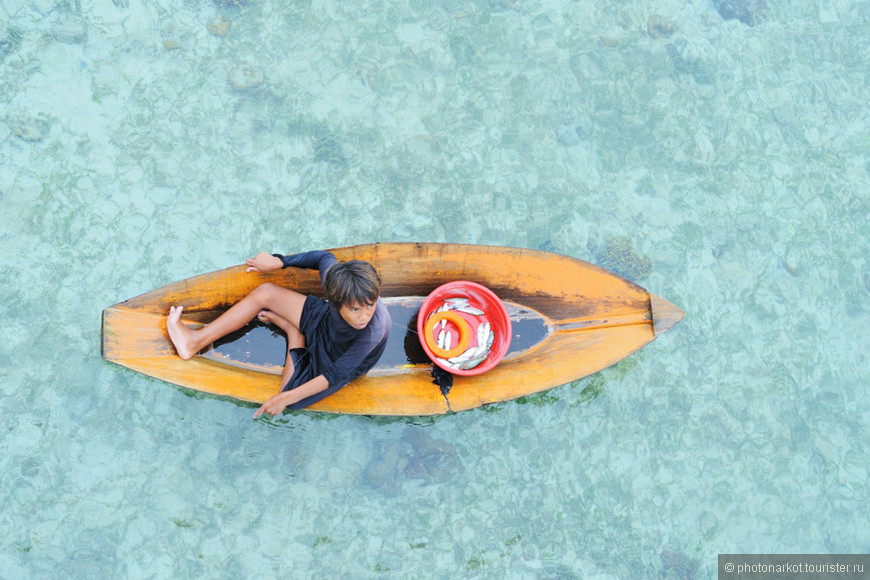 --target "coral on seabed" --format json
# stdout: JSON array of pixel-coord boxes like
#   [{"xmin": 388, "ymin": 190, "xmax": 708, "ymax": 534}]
[
  {"xmin": 228, "ymin": 64, "xmax": 264, "ymax": 90},
  {"xmin": 660, "ymin": 549, "xmax": 700, "ymax": 580},
  {"xmin": 8, "ymin": 111, "xmax": 53, "ymax": 142},
  {"xmin": 714, "ymin": 0, "xmax": 769, "ymax": 26},
  {"xmin": 647, "ymin": 15, "xmax": 677, "ymax": 39},
  {"xmin": 208, "ymin": 18, "xmax": 231, "ymax": 37},
  {"xmin": 362, "ymin": 428, "xmax": 463, "ymax": 495},
  {"xmin": 595, "ymin": 236, "xmax": 653, "ymax": 281}
]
